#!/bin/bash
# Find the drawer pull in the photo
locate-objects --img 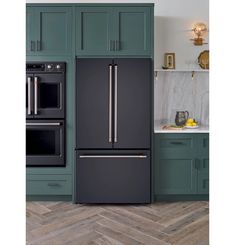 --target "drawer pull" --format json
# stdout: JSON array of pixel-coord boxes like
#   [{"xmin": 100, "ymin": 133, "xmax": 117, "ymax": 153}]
[
  {"xmin": 47, "ymin": 183, "xmax": 61, "ymax": 187},
  {"xmin": 170, "ymin": 142, "xmax": 184, "ymax": 145}
]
